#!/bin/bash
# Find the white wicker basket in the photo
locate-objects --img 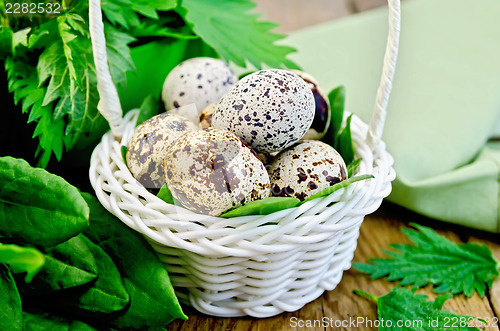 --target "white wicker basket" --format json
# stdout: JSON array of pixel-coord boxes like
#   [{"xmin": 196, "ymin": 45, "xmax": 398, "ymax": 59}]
[{"xmin": 88, "ymin": 0, "xmax": 400, "ymax": 318}]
